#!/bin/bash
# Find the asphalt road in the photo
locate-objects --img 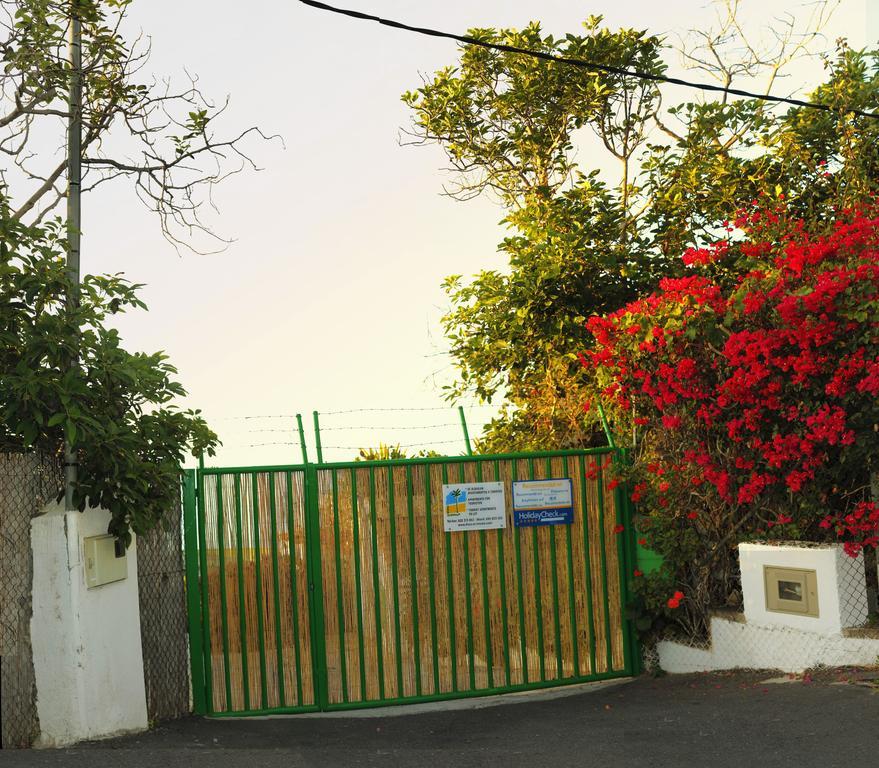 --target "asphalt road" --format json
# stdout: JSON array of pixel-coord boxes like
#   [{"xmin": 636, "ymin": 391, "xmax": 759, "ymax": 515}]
[{"xmin": 4, "ymin": 672, "xmax": 878, "ymax": 767}]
